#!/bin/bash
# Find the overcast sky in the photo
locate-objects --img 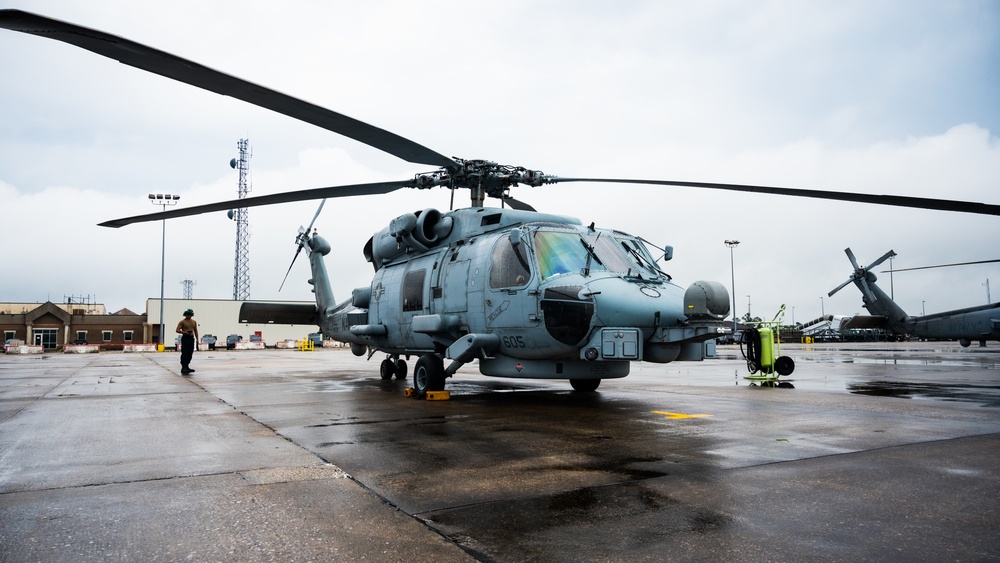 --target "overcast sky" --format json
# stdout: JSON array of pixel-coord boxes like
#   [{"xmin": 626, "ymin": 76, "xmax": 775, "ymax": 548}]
[{"xmin": 1, "ymin": 1, "xmax": 998, "ymax": 325}]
